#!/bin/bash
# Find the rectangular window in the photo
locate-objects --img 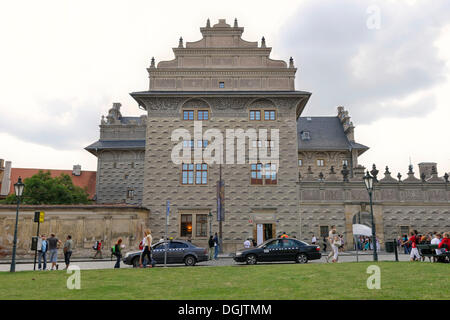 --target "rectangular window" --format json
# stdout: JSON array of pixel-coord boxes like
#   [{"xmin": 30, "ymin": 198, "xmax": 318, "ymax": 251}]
[
  {"xmin": 197, "ymin": 140, "xmax": 208, "ymax": 148},
  {"xmin": 195, "ymin": 163, "xmax": 208, "ymax": 185},
  {"xmin": 249, "ymin": 110, "xmax": 261, "ymax": 121},
  {"xmin": 182, "ymin": 163, "xmax": 194, "ymax": 185},
  {"xmin": 264, "ymin": 110, "xmax": 276, "ymax": 120},
  {"xmin": 183, "ymin": 110, "xmax": 194, "ymax": 120},
  {"xmin": 298, "ymin": 159, "xmax": 303, "ymax": 166},
  {"xmin": 264, "ymin": 163, "xmax": 277, "ymax": 185},
  {"xmin": 317, "ymin": 159, "xmax": 325, "ymax": 167},
  {"xmin": 127, "ymin": 189, "xmax": 134, "ymax": 199},
  {"xmin": 320, "ymin": 226, "xmax": 329, "ymax": 238},
  {"xmin": 183, "ymin": 140, "xmax": 194, "ymax": 148},
  {"xmin": 251, "ymin": 163, "xmax": 263, "ymax": 185},
  {"xmin": 196, "ymin": 214, "xmax": 208, "ymax": 237},
  {"xmin": 400, "ymin": 226, "xmax": 410, "ymax": 235},
  {"xmin": 197, "ymin": 110, "xmax": 209, "ymax": 121},
  {"xmin": 219, "ymin": 82, "xmax": 225, "ymax": 88},
  {"xmin": 180, "ymin": 214, "xmax": 192, "ymax": 237}
]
